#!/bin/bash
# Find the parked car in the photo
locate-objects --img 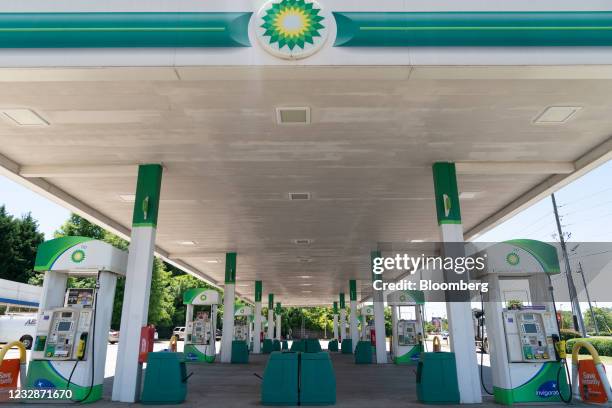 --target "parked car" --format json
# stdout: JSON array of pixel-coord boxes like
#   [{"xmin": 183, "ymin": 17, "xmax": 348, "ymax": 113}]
[
  {"xmin": 441, "ymin": 331, "xmax": 449, "ymax": 340},
  {"xmin": 108, "ymin": 329, "xmax": 157, "ymax": 344},
  {"xmin": 108, "ymin": 330, "xmax": 120, "ymax": 344},
  {"xmin": 0, "ymin": 313, "xmax": 37, "ymax": 349},
  {"xmin": 173, "ymin": 326, "xmax": 186, "ymax": 340}
]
